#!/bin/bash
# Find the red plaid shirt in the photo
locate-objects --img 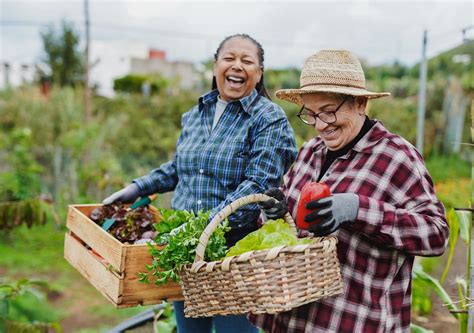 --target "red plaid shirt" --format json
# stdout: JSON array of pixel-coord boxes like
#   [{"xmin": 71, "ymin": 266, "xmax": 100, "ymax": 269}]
[{"xmin": 249, "ymin": 121, "xmax": 448, "ymax": 333}]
